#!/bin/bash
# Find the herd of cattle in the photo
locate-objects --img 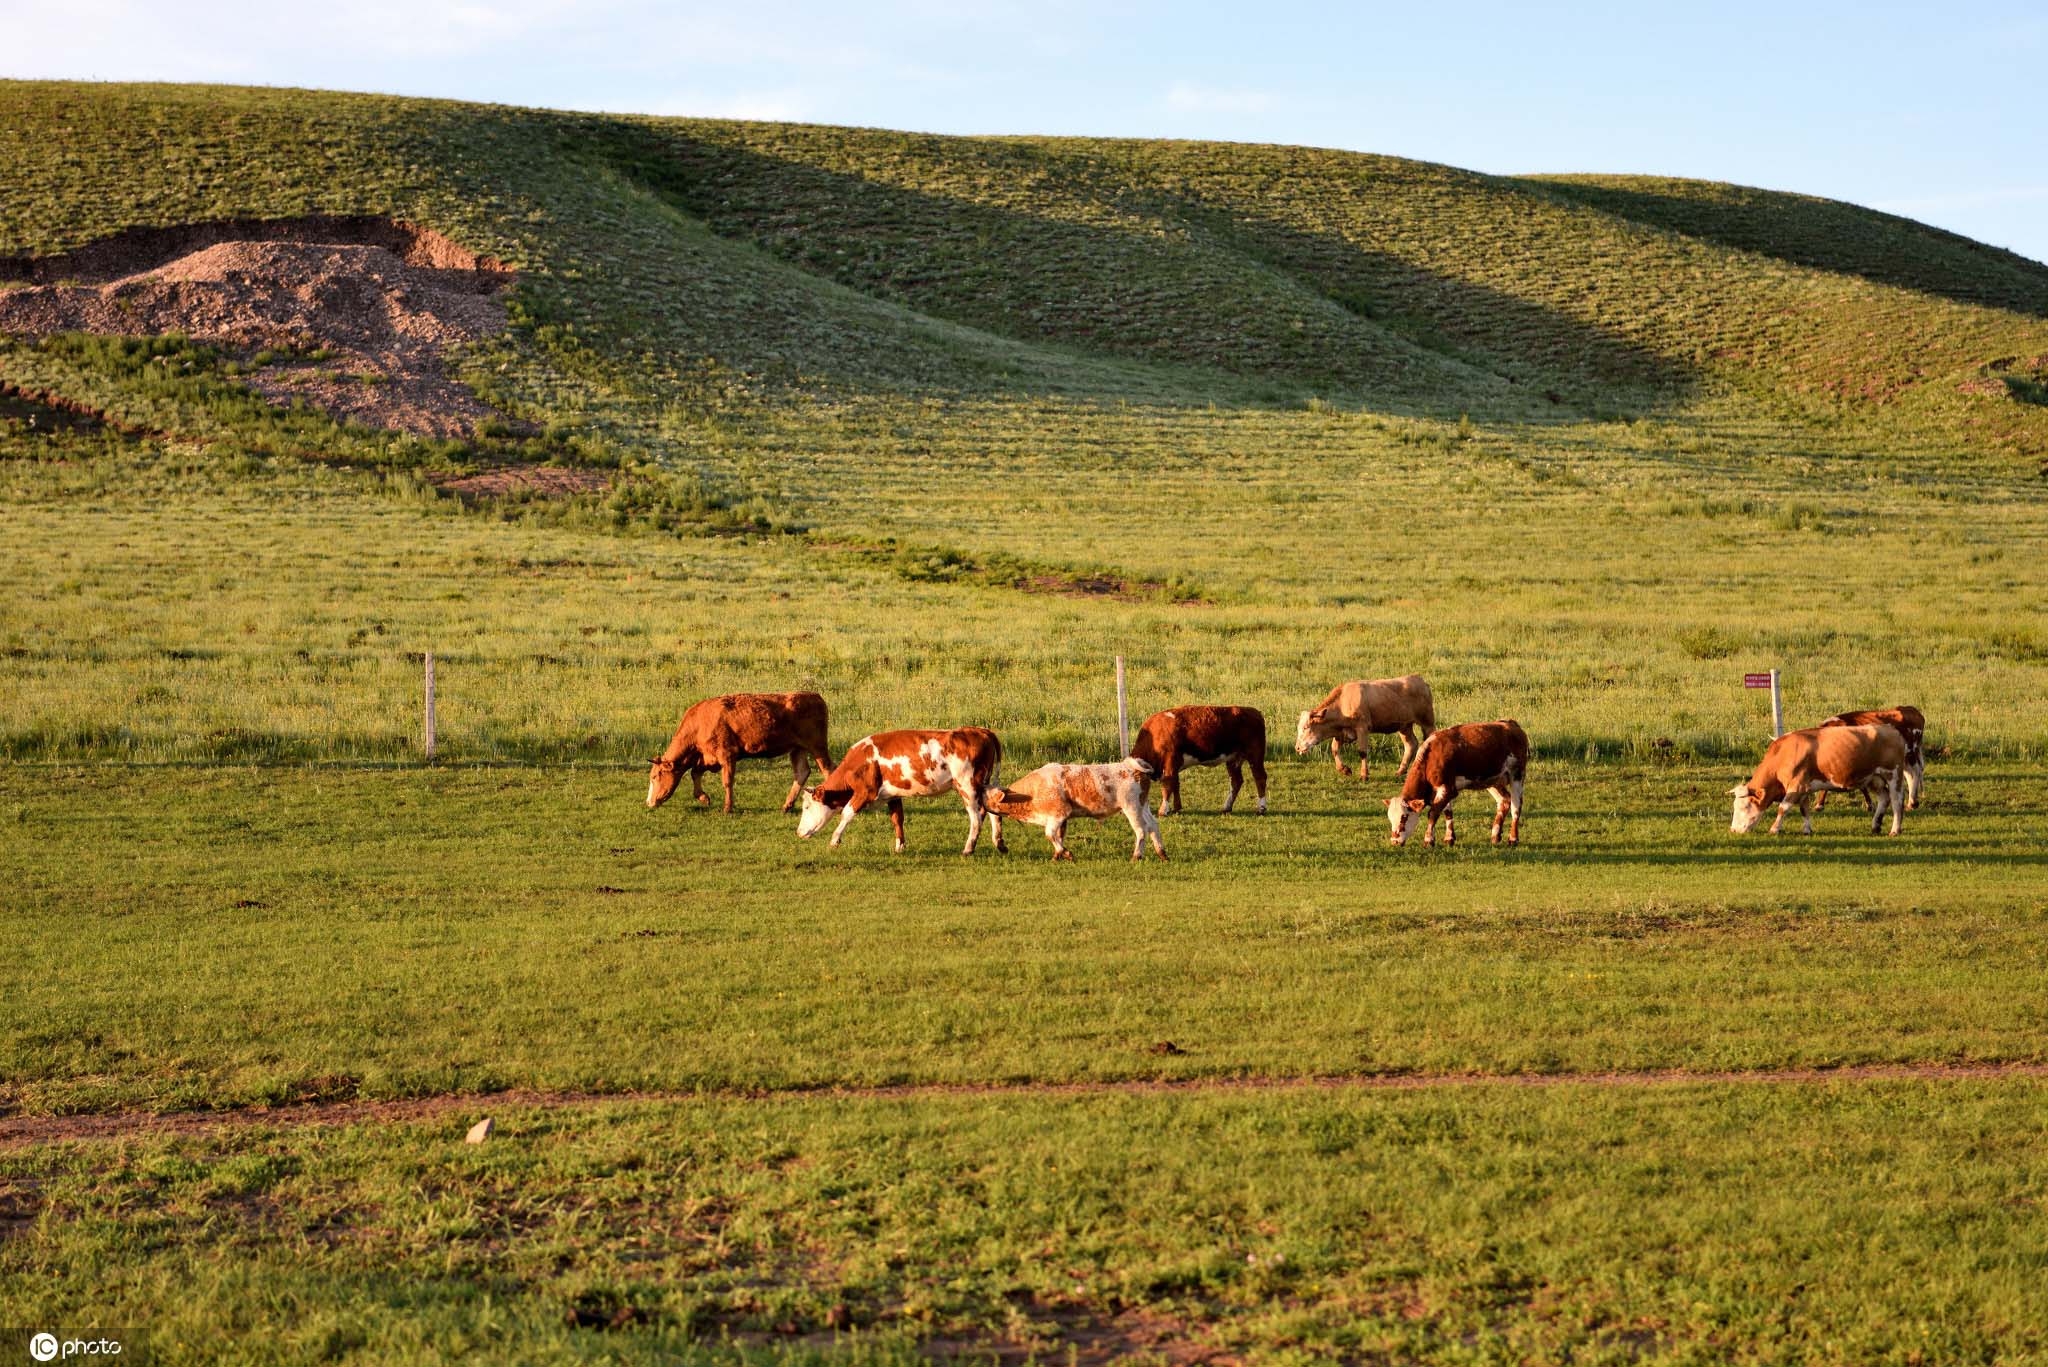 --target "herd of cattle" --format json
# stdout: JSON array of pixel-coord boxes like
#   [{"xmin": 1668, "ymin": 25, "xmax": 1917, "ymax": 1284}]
[{"xmin": 643, "ymin": 679, "xmax": 1930, "ymax": 859}]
